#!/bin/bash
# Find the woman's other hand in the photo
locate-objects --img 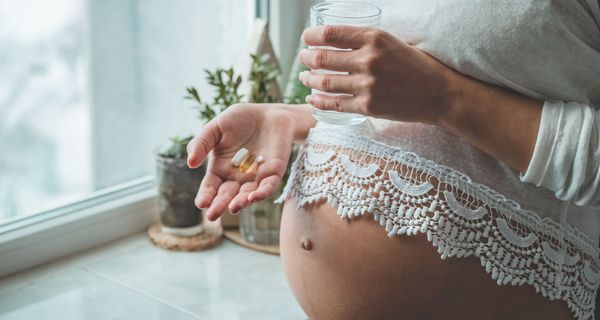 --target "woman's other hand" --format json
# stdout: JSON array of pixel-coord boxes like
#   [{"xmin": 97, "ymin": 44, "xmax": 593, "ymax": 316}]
[
  {"xmin": 299, "ymin": 25, "xmax": 460, "ymax": 124},
  {"xmin": 300, "ymin": 25, "xmax": 543, "ymax": 173},
  {"xmin": 186, "ymin": 104, "xmax": 296, "ymax": 221}
]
